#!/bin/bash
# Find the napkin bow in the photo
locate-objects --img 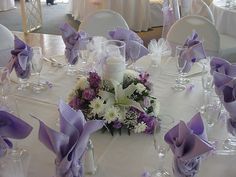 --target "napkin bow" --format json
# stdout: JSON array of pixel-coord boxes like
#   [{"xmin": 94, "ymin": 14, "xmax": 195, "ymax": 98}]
[
  {"xmin": 180, "ymin": 31, "xmax": 206, "ymax": 73},
  {"xmin": 60, "ymin": 23, "xmax": 88, "ymax": 65},
  {"xmin": 164, "ymin": 113, "xmax": 213, "ymax": 177},
  {"xmin": 36, "ymin": 100, "xmax": 103, "ymax": 177},
  {"xmin": 9, "ymin": 36, "xmax": 33, "ymax": 79},
  {"xmin": 0, "ymin": 109, "xmax": 33, "ymax": 157},
  {"xmin": 210, "ymin": 57, "xmax": 236, "ymax": 76},
  {"xmin": 108, "ymin": 27, "xmax": 149, "ymax": 61}
]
